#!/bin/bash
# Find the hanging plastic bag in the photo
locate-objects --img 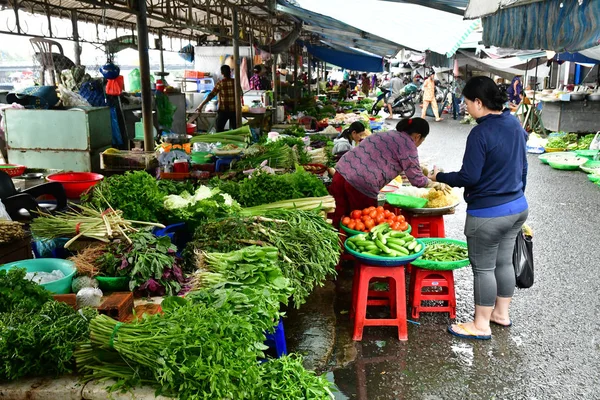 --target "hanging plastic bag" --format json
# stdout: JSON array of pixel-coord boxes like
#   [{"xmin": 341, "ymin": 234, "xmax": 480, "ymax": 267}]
[
  {"xmin": 589, "ymin": 131, "xmax": 600, "ymax": 150},
  {"xmin": 513, "ymin": 230, "xmax": 534, "ymax": 289},
  {"xmin": 0, "ymin": 201, "xmax": 11, "ymax": 221},
  {"xmin": 129, "ymin": 68, "xmax": 141, "ymax": 92}
]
